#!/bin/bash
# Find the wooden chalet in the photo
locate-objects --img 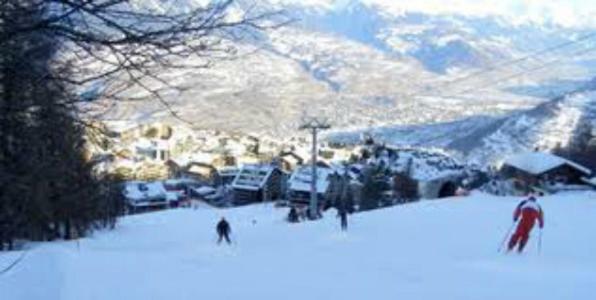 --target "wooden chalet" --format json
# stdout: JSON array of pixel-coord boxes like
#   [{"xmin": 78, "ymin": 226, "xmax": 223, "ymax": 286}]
[
  {"xmin": 181, "ymin": 162, "xmax": 220, "ymax": 185},
  {"xmin": 287, "ymin": 165, "xmax": 335, "ymax": 207},
  {"xmin": 231, "ymin": 164, "xmax": 285, "ymax": 205},
  {"xmin": 501, "ymin": 152, "xmax": 592, "ymax": 191}
]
